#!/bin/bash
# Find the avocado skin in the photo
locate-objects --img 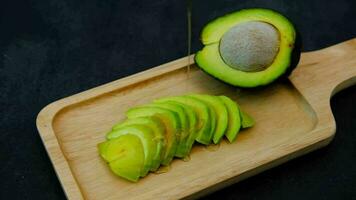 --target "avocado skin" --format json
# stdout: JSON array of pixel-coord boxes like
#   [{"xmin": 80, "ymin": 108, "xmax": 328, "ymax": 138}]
[
  {"xmin": 194, "ymin": 8, "xmax": 302, "ymax": 88},
  {"xmin": 282, "ymin": 29, "xmax": 302, "ymax": 79}
]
